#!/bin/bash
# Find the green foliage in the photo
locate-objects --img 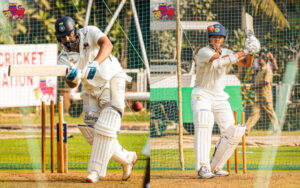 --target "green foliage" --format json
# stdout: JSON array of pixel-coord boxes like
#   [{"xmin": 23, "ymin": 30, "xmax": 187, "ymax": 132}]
[
  {"xmin": 151, "ymin": 31, "xmax": 176, "ymax": 60},
  {"xmin": 180, "ymin": 0, "xmax": 216, "ymax": 21},
  {"xmin": 250, "ymin": 0, "xmax": 290, "ymax": 30}
]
